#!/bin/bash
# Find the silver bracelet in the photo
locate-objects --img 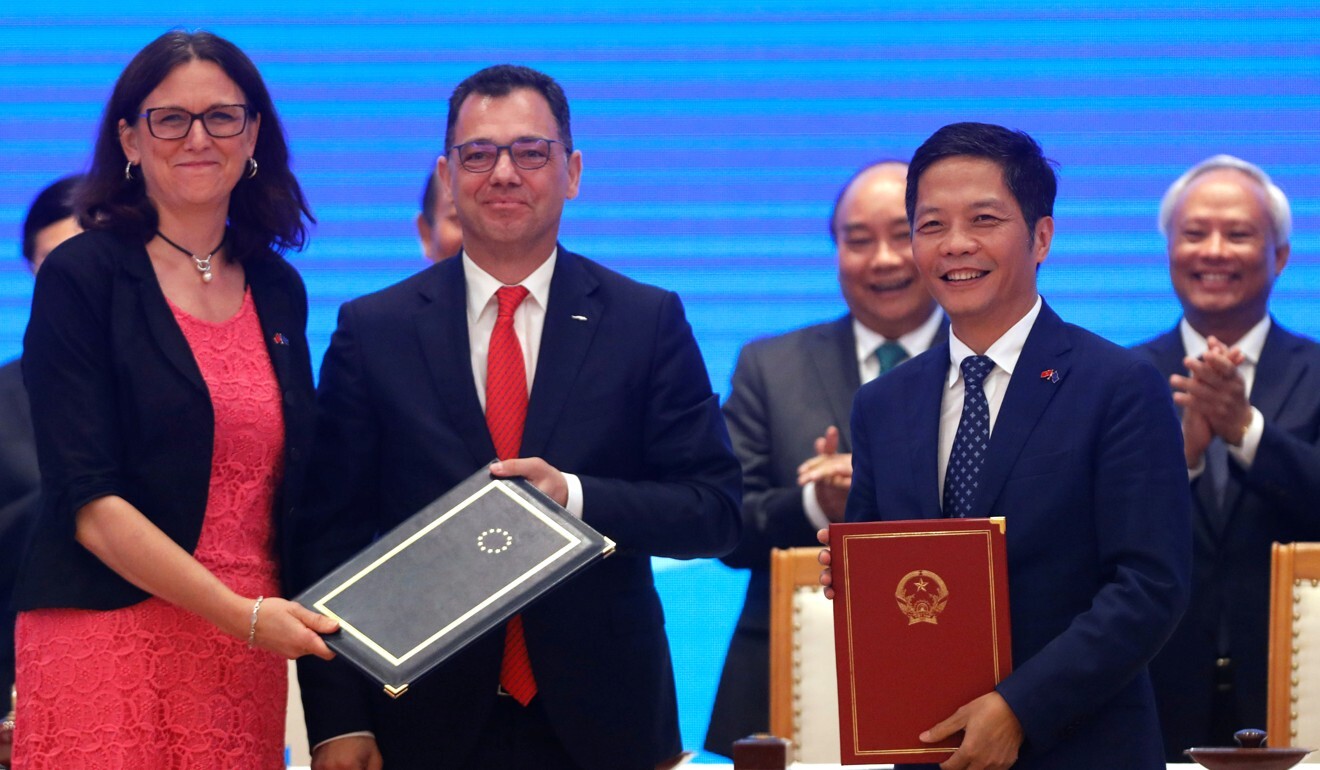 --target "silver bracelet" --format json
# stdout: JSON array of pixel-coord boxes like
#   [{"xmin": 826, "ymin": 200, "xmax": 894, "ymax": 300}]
[{"xmin": 246, "ymin": 595, "xmax": 265, "ymax": 649}]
